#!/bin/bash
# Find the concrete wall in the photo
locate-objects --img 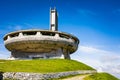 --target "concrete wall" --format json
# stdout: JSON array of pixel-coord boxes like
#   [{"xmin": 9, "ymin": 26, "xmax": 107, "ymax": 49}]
[
  {"xmin": 10, "ymin": 48, "xmax": 64, "ymax": 59},
  {"xmin": 3, "ymin": 70, "xmax": 97, "ymax": 80}
]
